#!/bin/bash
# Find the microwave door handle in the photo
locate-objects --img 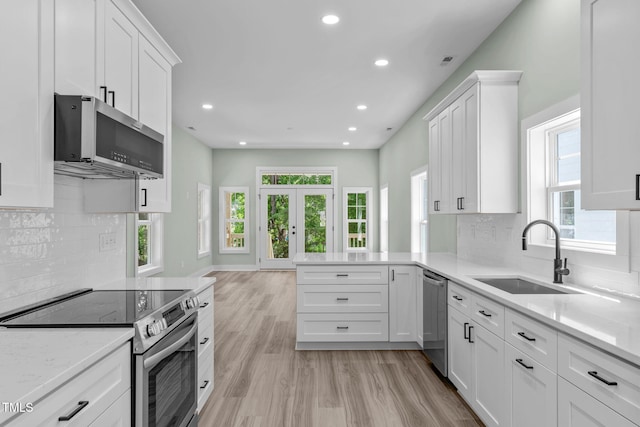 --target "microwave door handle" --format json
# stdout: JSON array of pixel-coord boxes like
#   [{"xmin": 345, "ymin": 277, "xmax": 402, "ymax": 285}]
[{"xmin": 143, "ymin": 321, "xmax": 197, "ymax": 370}]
